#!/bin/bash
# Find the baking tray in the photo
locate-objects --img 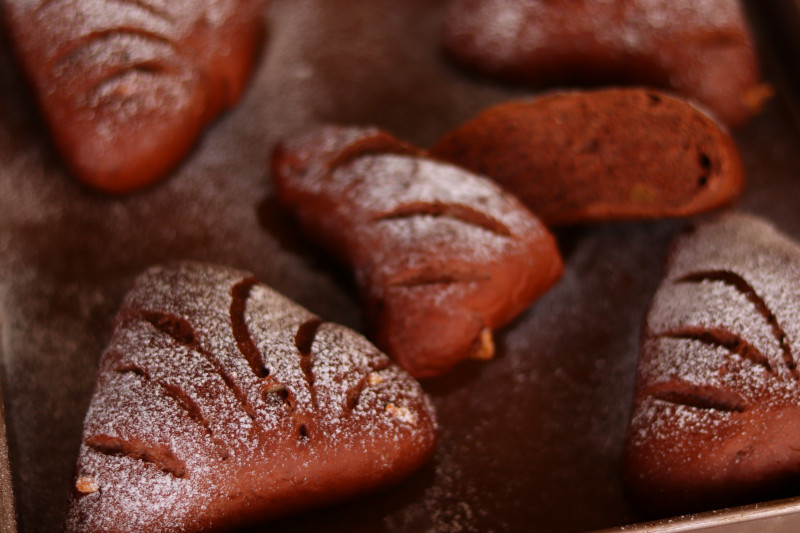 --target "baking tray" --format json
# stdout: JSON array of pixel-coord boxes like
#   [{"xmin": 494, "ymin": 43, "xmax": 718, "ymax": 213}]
[{"xmin": 3, "ymin": 1, "xmax": 800, "ymax": 531}]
